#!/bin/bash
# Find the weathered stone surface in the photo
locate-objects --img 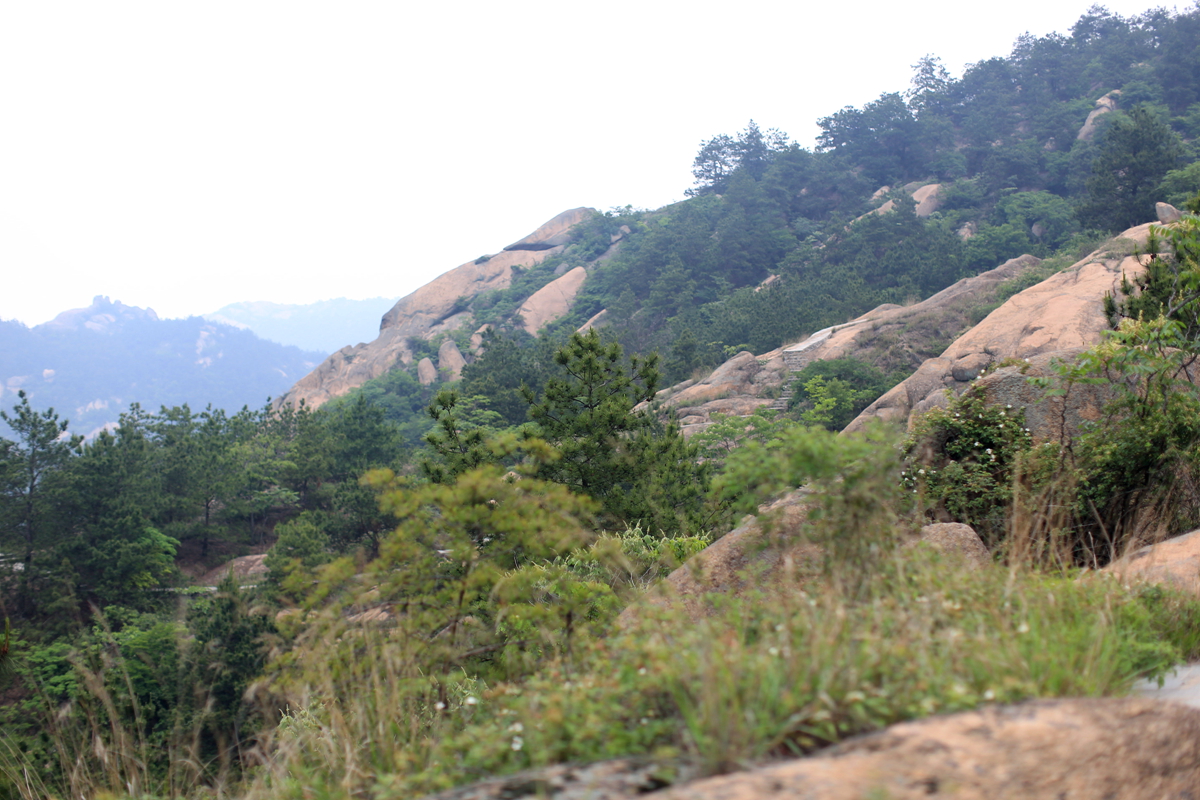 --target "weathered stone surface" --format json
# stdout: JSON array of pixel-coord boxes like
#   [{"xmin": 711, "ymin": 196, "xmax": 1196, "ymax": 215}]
[
  {"xmin": 911, "ymin": 182, "xmax": 942, "ymax": 217},
  {"xmin": 196, "ymin": 554, "xmax": 268, "ymax": 586},
  {"xmin": 1076, "ymin": 90, "xmax": 1120, "ymax": 141},
  {"xmin": 845, "ymin": 223, "xmax": 1156, "ymax": 434},
  {"xmin": 647, "ymin": 697, "xmax": 1200, "ymax": 800},
  {"xmin": 660, "ymin": 351, "xmax": 762, "ymax": 409},
  {"xmin": 1103, "ymin": 528, "xmax": 1200, "ymax": 597},
  {"xmin": 782, "ymin": 254, "xmax": 1043, "ymax": 381},
  {"xmin": 503, "ymin": 207, "xmax": 593, "ymax": 251},
  {"xmin": 619, "ymin": 491, "xmax": 822, "ymax": 625},
  {"xmin": 518, "ymin": 266, "xmax": 588, "ymax": 335},
  {"xmin": 971, "ymin": 348, "xmax": 1121, "ymax": 443},
  {"xmin": 417, "ymin": 357, "xmax": 437, "ymax": 385},
  {"xmin": 579, "ymin": 308, "xmax": 609, "ymax": 332},
  {"xmin": 1158, "ymin": 201, "xmax": 1183, "ymax": 224},
  {"xmin": 910, "ymin": 522, "xmax": 989, "ymax": 568},
  {"xmin": 277, "ymin": 209, "xmax": 595, "ymax": 408},
  {"xmin": 437, "ymin": 339, "xmax": 467, "ymax": 381}
]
